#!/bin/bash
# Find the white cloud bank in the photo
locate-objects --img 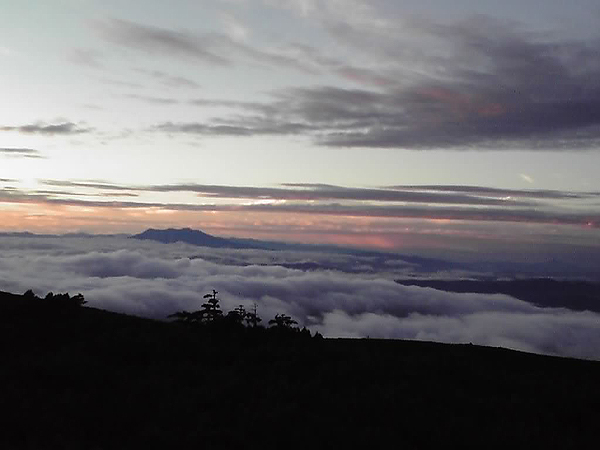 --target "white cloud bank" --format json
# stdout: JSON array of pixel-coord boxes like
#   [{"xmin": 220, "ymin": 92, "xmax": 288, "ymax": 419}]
[{"xmin": 0, "ymin": 236, "xmax": 599, "ymax": 360}]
